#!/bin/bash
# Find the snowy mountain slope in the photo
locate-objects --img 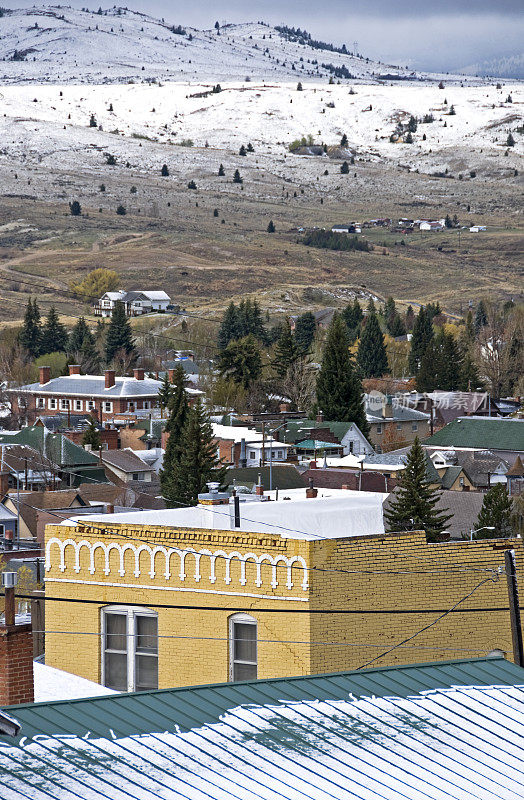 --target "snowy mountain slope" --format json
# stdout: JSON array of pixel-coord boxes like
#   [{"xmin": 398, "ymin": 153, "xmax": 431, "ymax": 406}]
[
  {"xmin": 0, "ymin": 5, "xmax": 481, "ymax": 85},
  {"xmin": 0, "ymin": 81, "xmax": 521, "ymax": 187}
]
